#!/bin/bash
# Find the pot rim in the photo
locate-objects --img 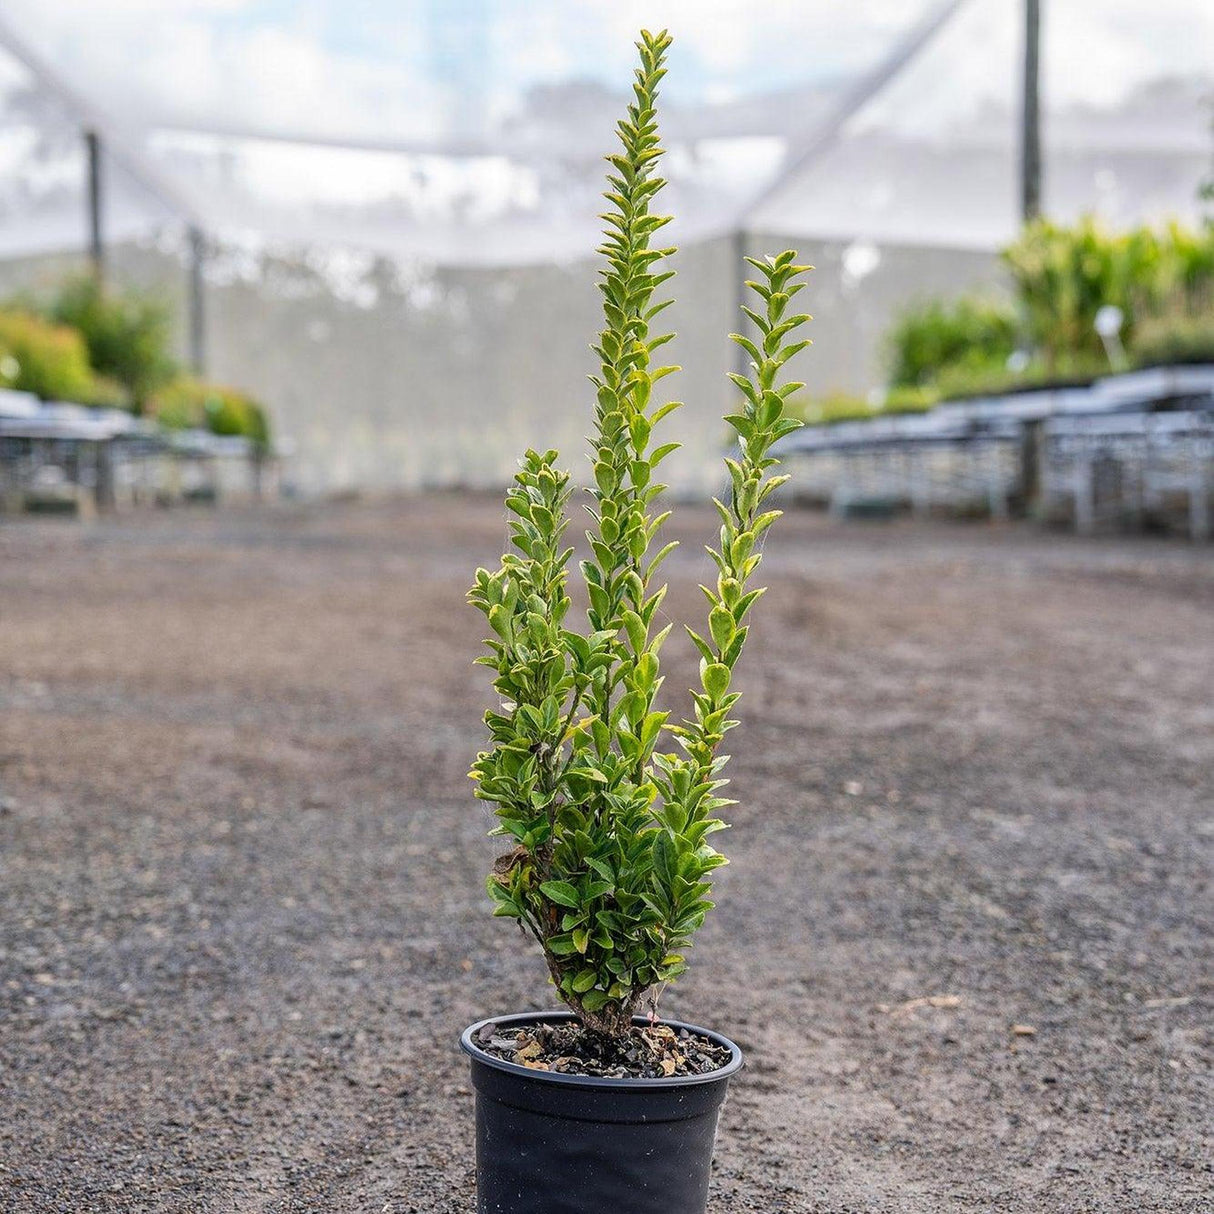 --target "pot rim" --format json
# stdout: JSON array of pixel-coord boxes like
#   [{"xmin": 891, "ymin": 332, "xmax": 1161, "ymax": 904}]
[{"xmin": 459, "ymin": 1009, "xmax": 744, "ymax": 1090}]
